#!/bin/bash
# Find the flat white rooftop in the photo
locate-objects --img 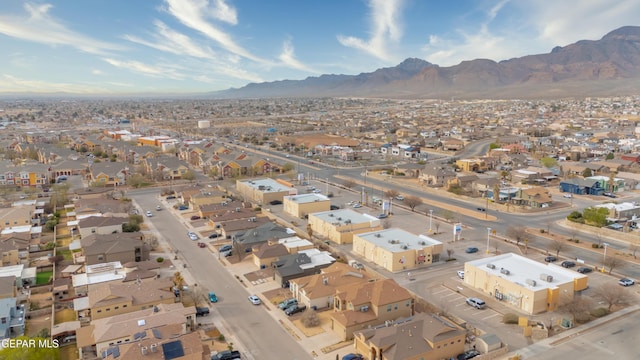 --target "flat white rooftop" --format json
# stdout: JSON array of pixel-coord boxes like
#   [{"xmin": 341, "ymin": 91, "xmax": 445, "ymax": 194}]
[
  {"xmin": 311, "ymin": 208, "xmax": 378, "ymax": 225},
  {"xmin": 357, "ymin": 228, "xmax": 441, "ymax": 252},
  {"xmin": 240, "ymin": 178, "xmax": 291, "ymax": 193},
  {"xmin": 467, "ymin": 253, "xmax": 585, "ymax": 290},
  {"xmin": 285, "ymin": 193, "xmax": 329, "ymax": 204}
]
